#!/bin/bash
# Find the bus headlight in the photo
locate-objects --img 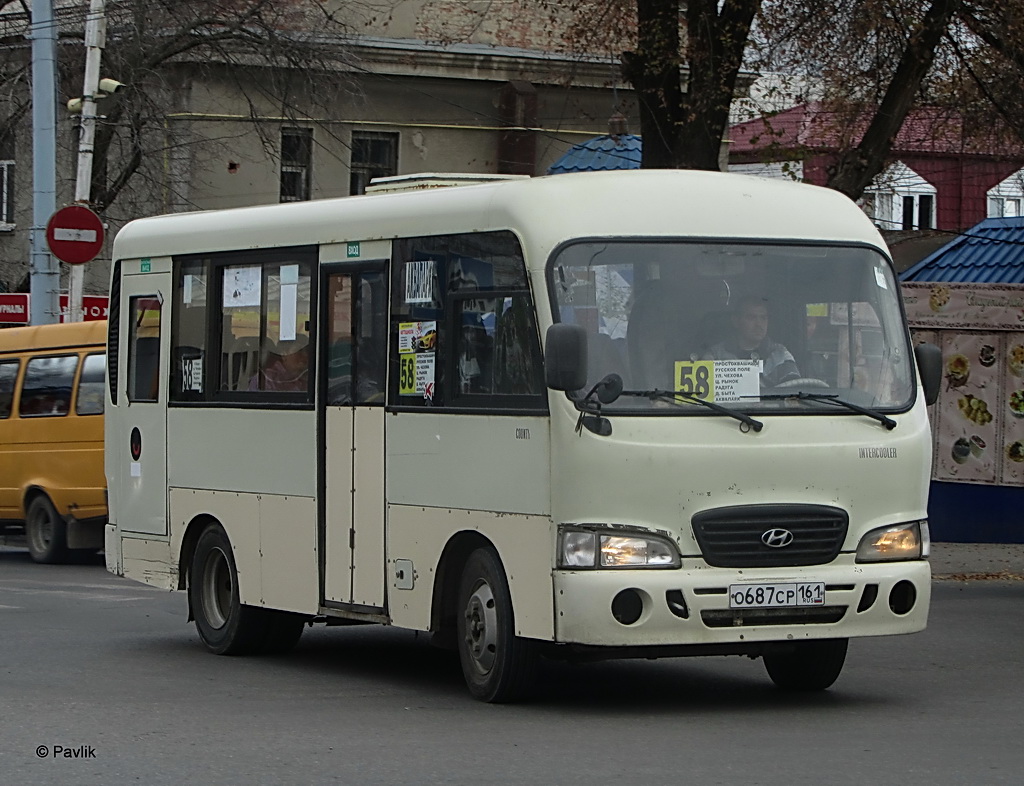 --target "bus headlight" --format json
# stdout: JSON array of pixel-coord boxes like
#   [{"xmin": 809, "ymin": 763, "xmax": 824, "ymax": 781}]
[
  {"xmin": 559, "ymin": 528, "xmax": 681, "ymax": 569},
  {"xmin": 855, "ymin": 521, "xmax": 929, "ymax": 563}
]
